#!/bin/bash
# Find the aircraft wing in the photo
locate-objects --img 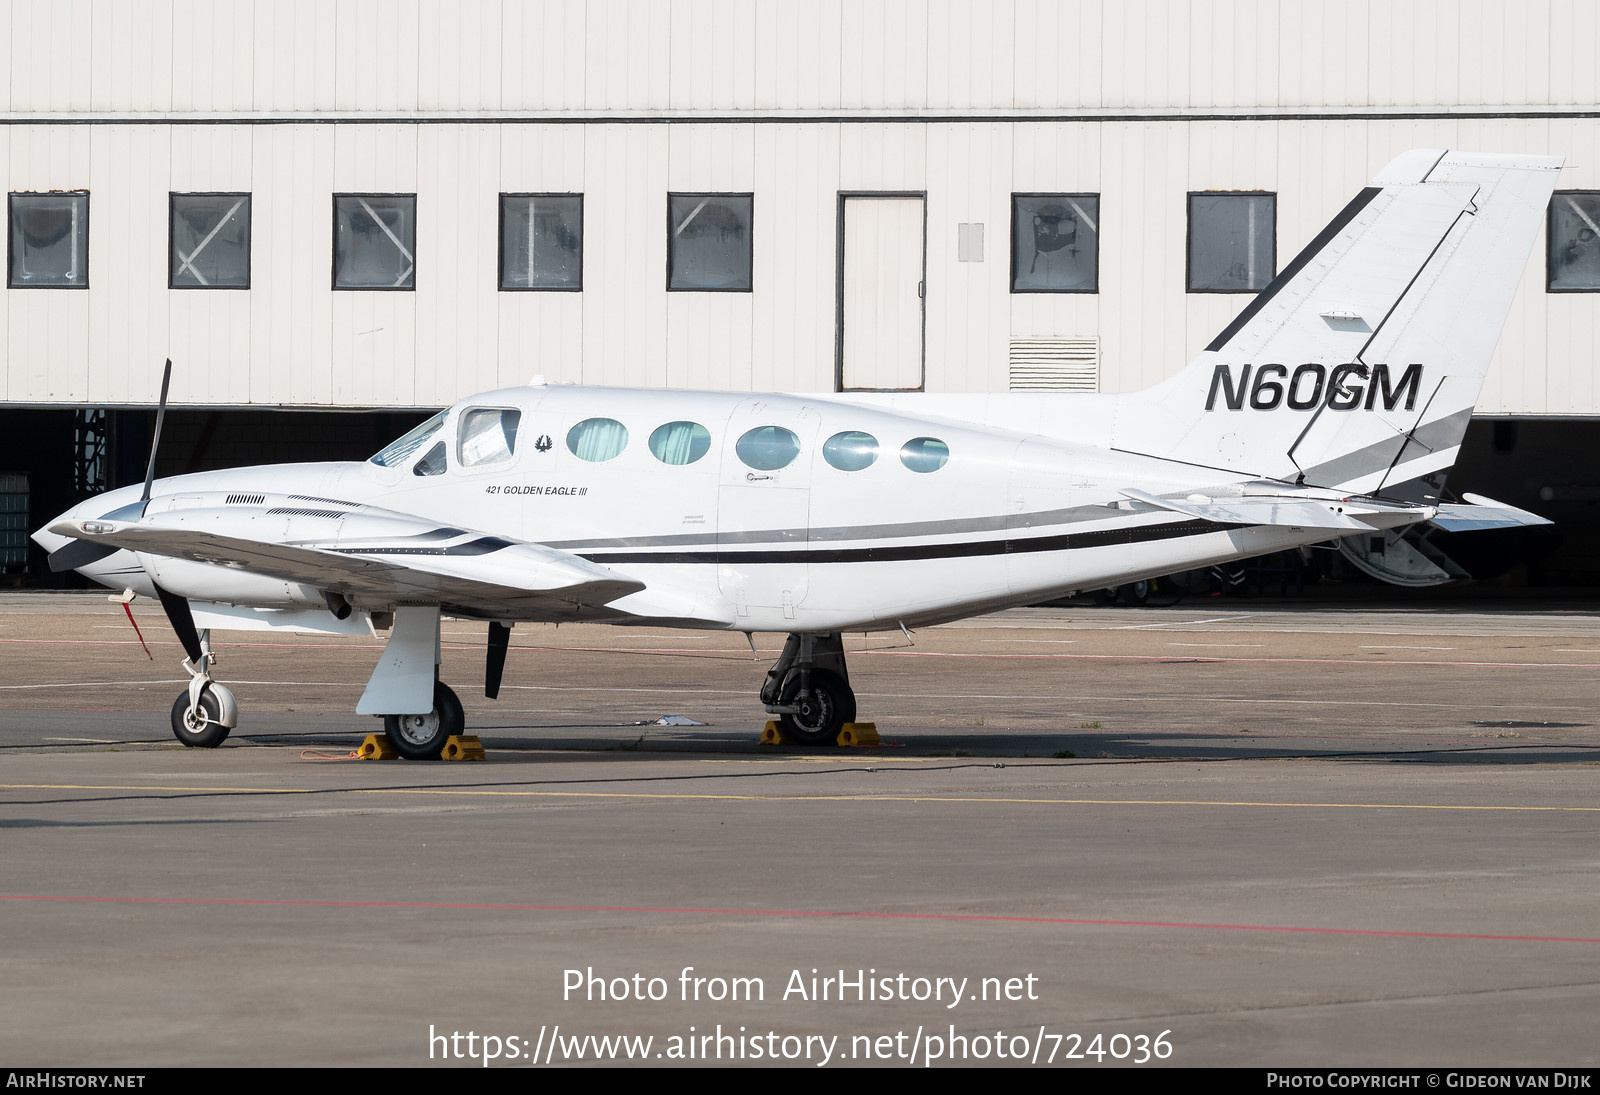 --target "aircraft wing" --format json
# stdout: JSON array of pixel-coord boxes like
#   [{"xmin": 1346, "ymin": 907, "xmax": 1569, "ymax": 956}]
[{"xmin": 50, "ymin": 500, "xmax": 645, "ymax": 620}]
